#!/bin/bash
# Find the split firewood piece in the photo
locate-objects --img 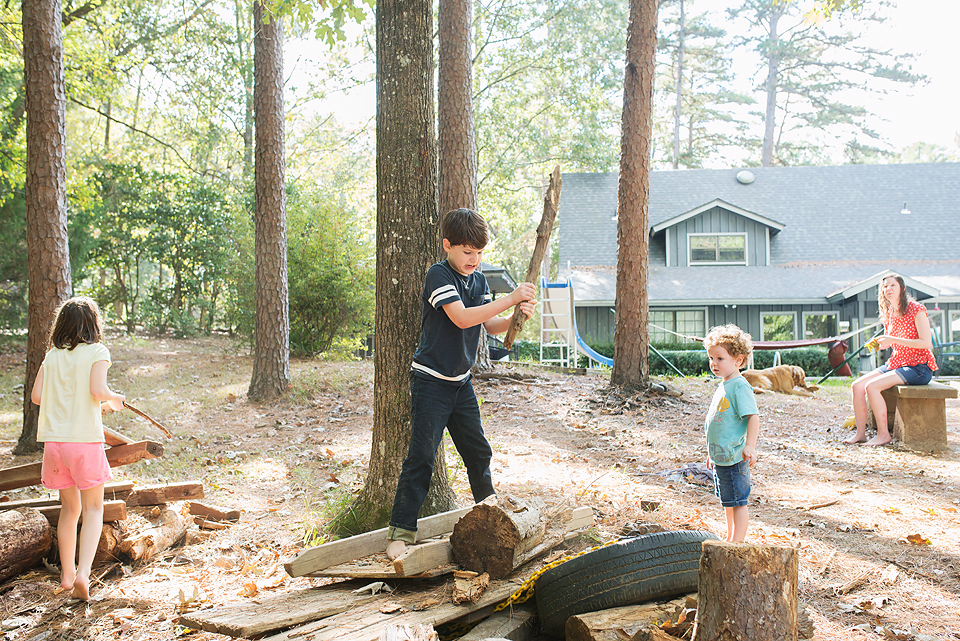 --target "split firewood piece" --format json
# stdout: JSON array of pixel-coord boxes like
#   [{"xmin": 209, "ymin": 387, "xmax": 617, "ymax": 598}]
[
  {"xmin": 188, "ymin": 501, "xmax": 240, "ymax": 522},
  {"xmin": 392, "ymin": 538, "xmax": 454, "ymax": 577},
  {"xmin": 691, "ymin": 541, "xmax": 798, "ymax": 641},
  {"xmin": 451, "ymin": 570, "xmax": 490, "ymax": 605},
  {"xmin": 502, "ymin": 165, "xmax": 561, "ymax": 350},
  {"xmin": 194, "ymin": 516, "xmax": 229, "ymax": 531},
  {"xmin": 125, "ymin": 481, "xmax": 204, "ymax": 506},
  {"xmin": 37, "ymin": 499, "xmax": 127, "ymax": 526},
  {"xmin": 120, "ymin": 506, "xmax": 187, "ymax": 563},
  {"xmin": 0, "ymin": 441, "xmax": 163, "ymax": 492},
  {"xmin": 450, "ymin": 495, "xmax": 545, "ymax": 579},
  {"xmin": 564, "ymin": 596, "xmax": 689, "ymax": 641},
  {"xmin": 379, "ymin": 624, "xmax": 439, "ymax": 641},
  {"xmin": 0, "ymin": 508, "xmax": 53, "ymax": 583}
]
